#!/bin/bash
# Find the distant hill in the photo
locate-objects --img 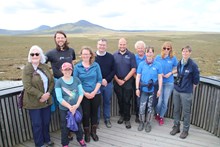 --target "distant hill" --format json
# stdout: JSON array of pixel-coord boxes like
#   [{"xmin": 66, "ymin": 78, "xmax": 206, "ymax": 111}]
[{"xmin": 0, "ymin": 20, "xmax": 116, "ymax": 35}]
